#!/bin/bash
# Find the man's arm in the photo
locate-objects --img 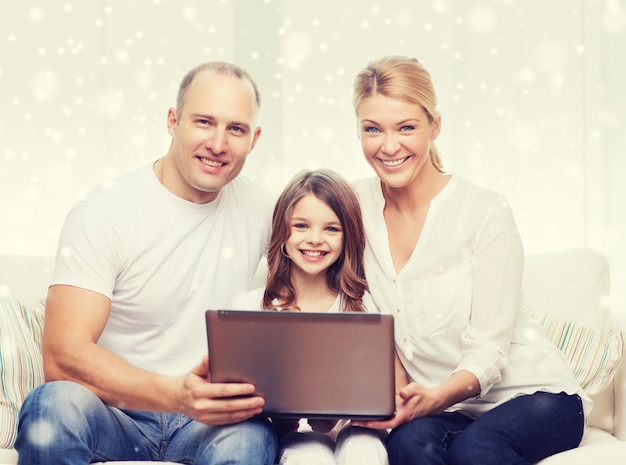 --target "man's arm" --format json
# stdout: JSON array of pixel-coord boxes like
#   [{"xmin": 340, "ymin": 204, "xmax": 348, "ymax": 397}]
[{"xmin": 43, "ymin": 284, "xmax": 265, "ymax": 425}]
